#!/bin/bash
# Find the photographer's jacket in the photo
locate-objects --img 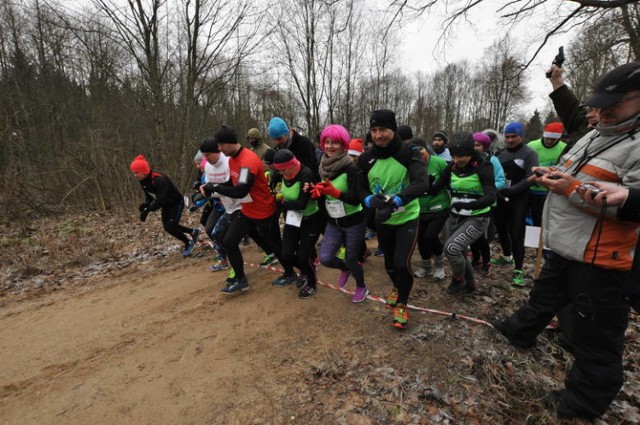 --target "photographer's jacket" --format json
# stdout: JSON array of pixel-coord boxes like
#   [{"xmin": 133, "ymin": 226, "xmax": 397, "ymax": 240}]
[{"xmin": 543, "ymin": 117, "xmax": 640, "ymax": 270}]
